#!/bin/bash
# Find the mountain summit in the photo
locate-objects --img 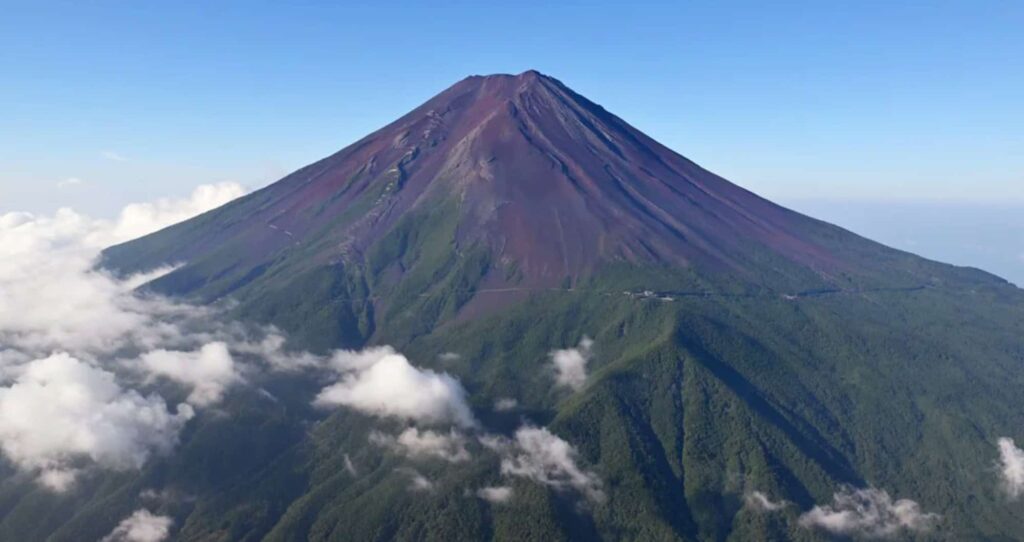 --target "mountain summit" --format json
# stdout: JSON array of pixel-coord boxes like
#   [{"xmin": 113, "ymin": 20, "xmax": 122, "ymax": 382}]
[
  {"xmin": 105, "ymin": 71, "xmax": 998, "ymax": 330},
  {"xmin": 88, "ymin": 73, "xmax": 1024, "ymax": 541}
]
